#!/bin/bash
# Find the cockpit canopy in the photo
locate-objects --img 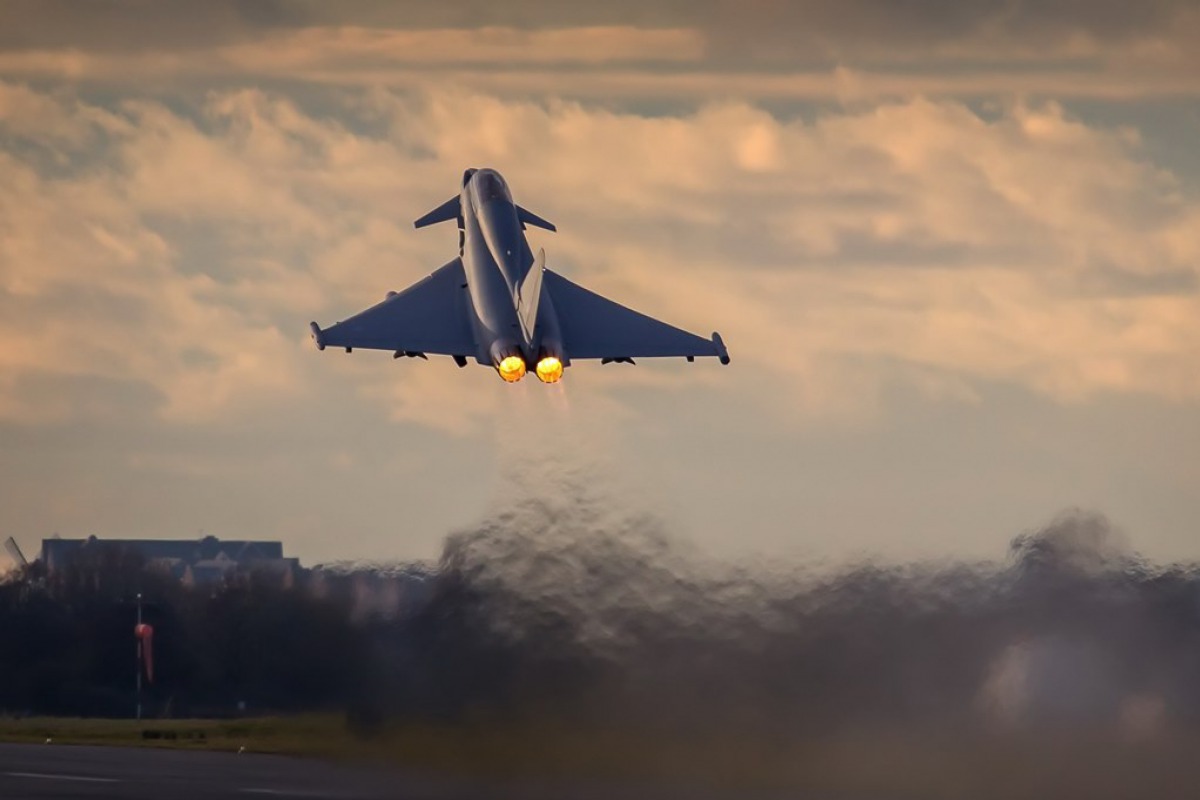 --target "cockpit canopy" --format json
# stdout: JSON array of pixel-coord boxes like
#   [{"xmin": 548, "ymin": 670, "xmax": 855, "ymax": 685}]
[{"xmin": 473, "ymin": 169, "xmax": 511, "ymax": 204}]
